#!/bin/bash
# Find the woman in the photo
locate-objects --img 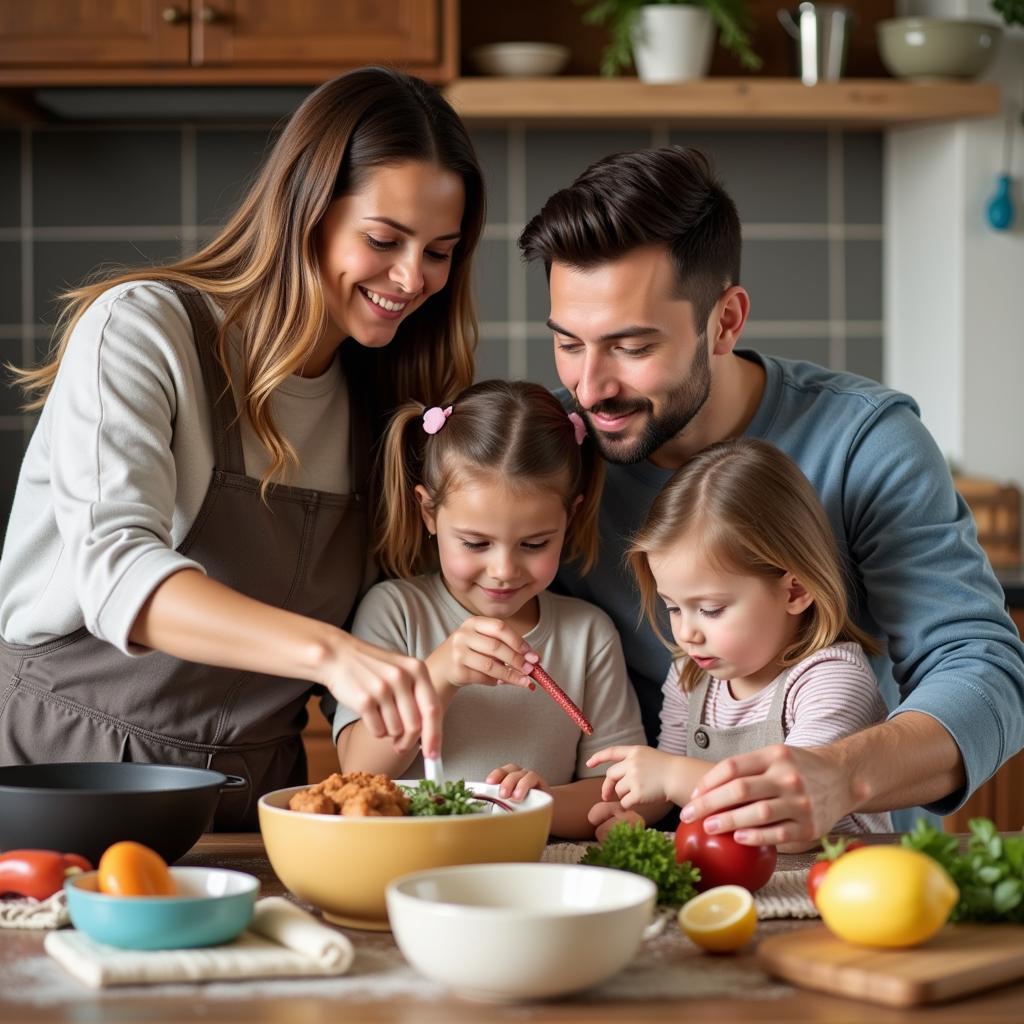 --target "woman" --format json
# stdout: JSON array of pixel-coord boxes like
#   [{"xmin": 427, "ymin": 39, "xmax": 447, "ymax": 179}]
[{"xmin": 0, "ymin": 67, "xmax": 484, "ymax": 827}]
